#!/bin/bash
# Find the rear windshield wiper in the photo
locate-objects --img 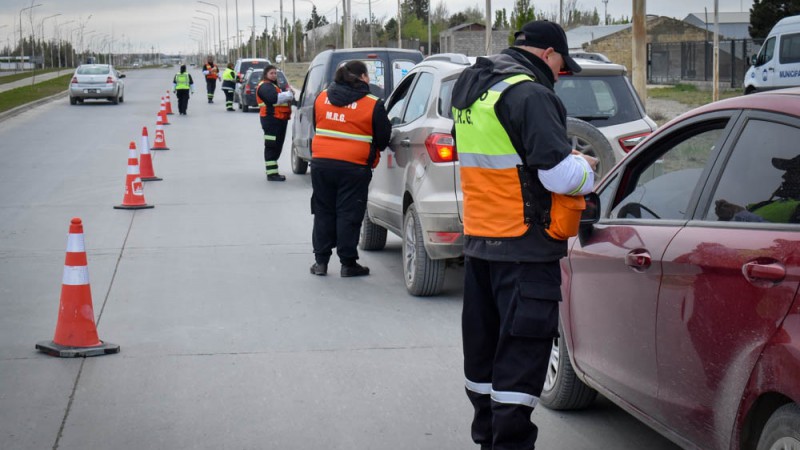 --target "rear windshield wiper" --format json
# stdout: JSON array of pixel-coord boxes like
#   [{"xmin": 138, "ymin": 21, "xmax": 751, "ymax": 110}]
[{"xmin": 569, "ymin": 115, "xmax": 611, "ymax": 120}]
